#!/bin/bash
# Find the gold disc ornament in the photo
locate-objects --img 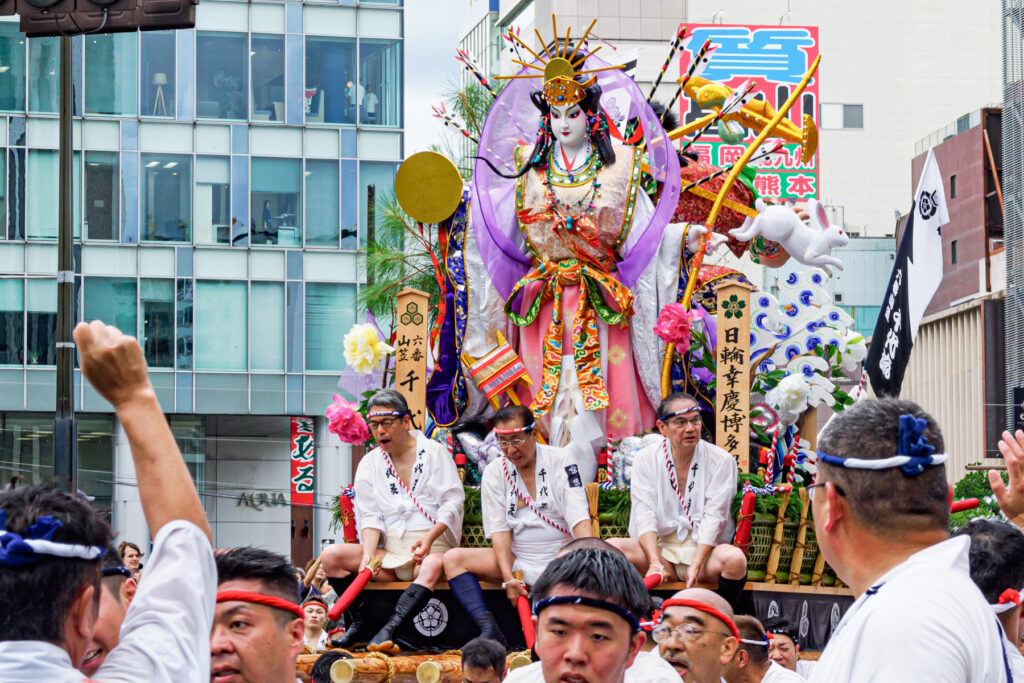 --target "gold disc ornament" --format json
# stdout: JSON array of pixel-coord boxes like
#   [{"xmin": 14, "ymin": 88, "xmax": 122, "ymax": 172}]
[{"xmin": 394, "ymin": 151, "xmax": 463, "ymax": 224}]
